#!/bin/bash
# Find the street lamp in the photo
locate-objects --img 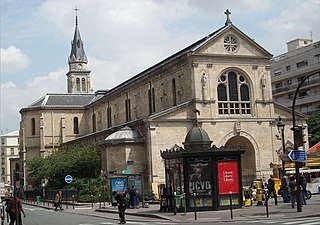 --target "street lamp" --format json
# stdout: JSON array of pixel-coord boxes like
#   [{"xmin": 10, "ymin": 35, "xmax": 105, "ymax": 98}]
[{"xmin": 276, "ymin": 116, "xmax": 286, "ymax": 177}]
